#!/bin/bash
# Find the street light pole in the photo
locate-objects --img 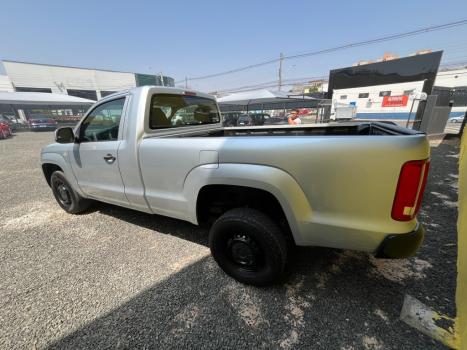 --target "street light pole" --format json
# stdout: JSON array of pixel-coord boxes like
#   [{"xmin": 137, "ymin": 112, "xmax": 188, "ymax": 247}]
[{"xmin": 278, "ymin": 52, "xmax": 284, "ymax": 91}]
